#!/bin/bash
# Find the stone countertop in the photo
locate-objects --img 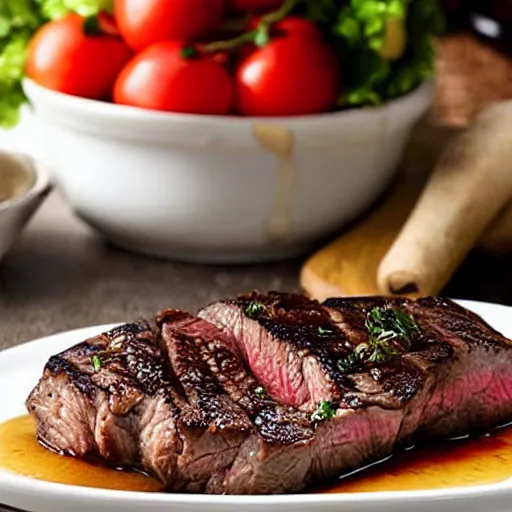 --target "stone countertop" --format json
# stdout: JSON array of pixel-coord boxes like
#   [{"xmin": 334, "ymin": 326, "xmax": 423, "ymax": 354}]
[
  {"xmin": 0, "ymin": 192, "xmax": 303, "ymax": 349},
  {"xmin": 1, "ymin": 190, "xmax": 512, "ymax": 351}
]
